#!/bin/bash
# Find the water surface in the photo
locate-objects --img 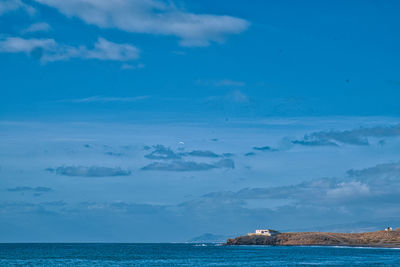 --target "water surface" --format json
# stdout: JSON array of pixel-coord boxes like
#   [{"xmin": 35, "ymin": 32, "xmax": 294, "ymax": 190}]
[{"xmin": 1, "ymin": 243, "xmax": 399, "ymax": 266}]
